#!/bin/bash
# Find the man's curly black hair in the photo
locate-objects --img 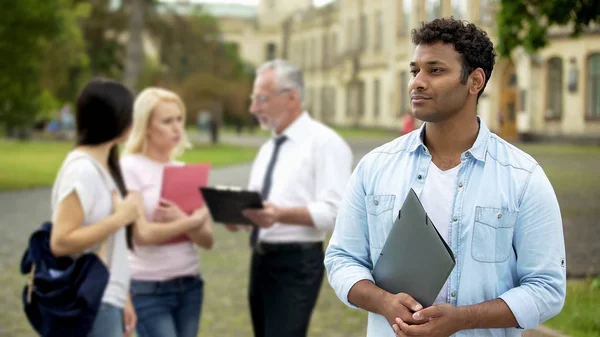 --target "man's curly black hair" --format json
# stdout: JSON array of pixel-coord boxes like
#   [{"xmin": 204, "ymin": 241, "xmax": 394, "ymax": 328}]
[{"xmin": 412, "ymin": 17, "xmax": 496, "ymax": 99}]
